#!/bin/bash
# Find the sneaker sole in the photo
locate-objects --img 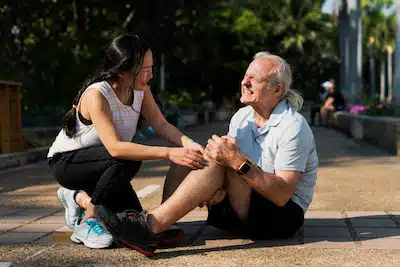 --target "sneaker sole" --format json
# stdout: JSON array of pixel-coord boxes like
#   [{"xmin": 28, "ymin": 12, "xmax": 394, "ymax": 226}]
[
  {"xmin": 70, "ymin": 233, "xmax": 113, "ymax": 249},
  {"xmin": 94, "ymin": 210, "xmax": 154, "ymax": 257}
]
